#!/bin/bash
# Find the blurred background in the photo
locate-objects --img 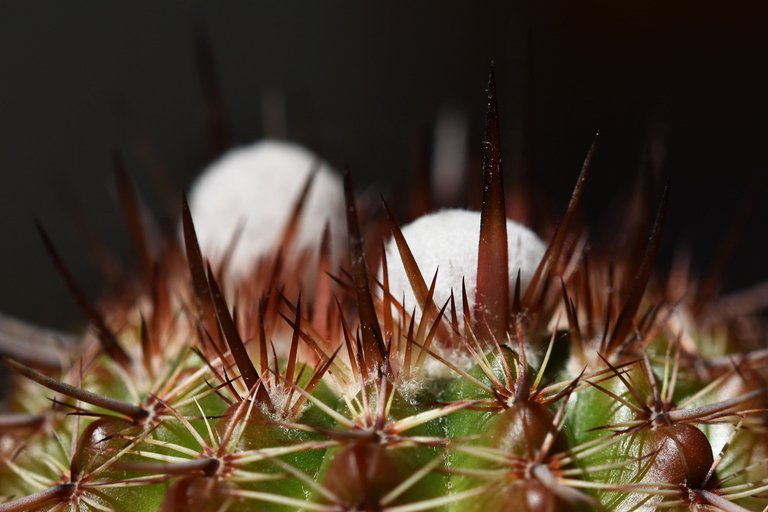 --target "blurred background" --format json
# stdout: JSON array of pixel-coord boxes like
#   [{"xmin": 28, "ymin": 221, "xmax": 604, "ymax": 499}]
[{"xmin": 0, "ymin": 0, "xmax": 765, "ymax": 330}]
